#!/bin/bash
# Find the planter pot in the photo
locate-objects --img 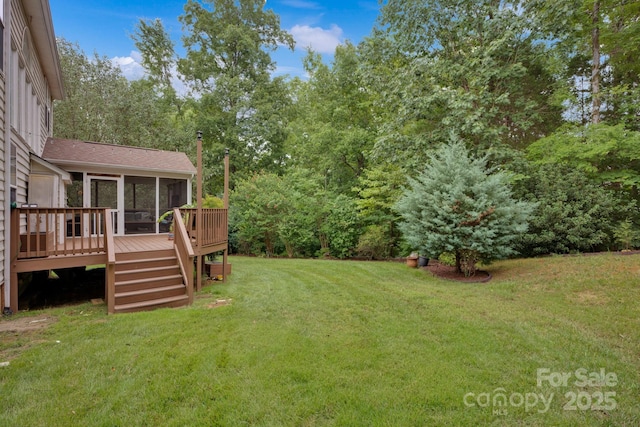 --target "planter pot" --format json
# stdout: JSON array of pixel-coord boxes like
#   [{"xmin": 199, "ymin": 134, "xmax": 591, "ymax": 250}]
[
  {"xmin": 206, "ymin": 261, "xmax": 232, "ymax": 276},
  {"xmin": 406, "ymin": 257, "xmax": 418, "ymax": 268},
  {"xmin": 418, "ymin": 256, "xmax": 429, "ymax": 267}
]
